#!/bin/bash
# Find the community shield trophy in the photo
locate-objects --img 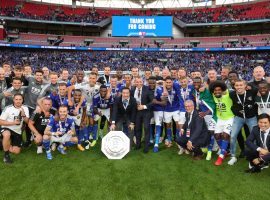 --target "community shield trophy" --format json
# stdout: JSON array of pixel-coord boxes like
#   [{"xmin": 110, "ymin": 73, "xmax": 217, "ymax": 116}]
[{"xmin": 101, "ymin": 131, "xmax": 130, "ymax": 159}]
